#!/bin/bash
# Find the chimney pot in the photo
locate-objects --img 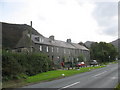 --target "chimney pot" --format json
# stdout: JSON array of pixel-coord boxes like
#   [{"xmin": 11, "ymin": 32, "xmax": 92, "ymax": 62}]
[{"xmin": 67, "ymin": 39, "xmax": 71, "ymax": 43}]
